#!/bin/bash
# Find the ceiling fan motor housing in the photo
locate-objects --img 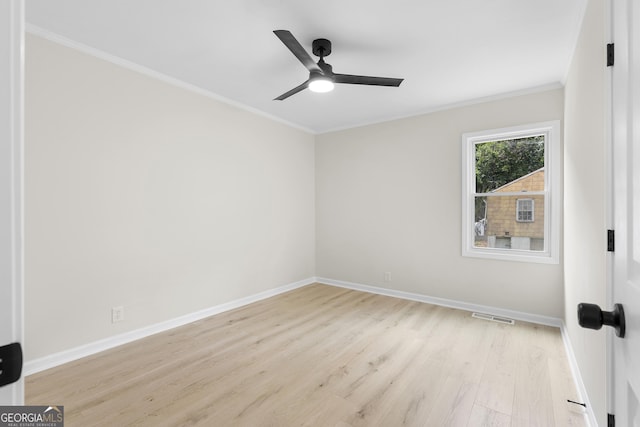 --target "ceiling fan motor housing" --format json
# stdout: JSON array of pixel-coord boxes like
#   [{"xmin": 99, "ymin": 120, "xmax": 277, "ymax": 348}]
[{"xmin": 312, "ymin": 38, "xmax": 332, "ymax": 57}]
